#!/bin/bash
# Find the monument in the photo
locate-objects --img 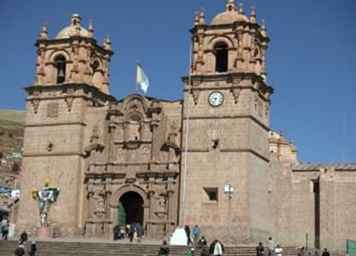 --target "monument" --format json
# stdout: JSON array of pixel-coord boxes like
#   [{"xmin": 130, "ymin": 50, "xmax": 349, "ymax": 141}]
[{"xmin": 32, "ymin": 180, "xmax": 60, "ymax": 237}]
